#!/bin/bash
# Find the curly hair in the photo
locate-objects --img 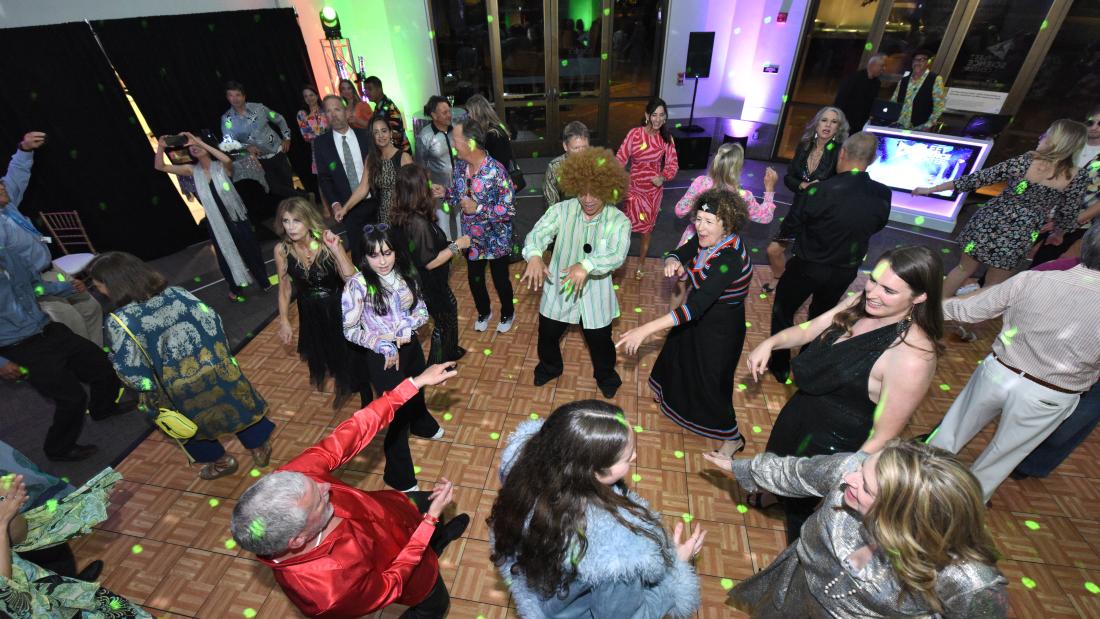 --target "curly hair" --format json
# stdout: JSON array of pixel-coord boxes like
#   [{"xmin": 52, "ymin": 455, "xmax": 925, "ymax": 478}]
[
  {"xmin": 692, "ymin": 188, "xmax": 748, "ymax": 235},
  {"xmin": 559, "ymin": 147, "xmax": 629, "ymax": 205}
]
